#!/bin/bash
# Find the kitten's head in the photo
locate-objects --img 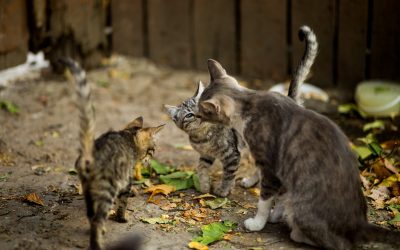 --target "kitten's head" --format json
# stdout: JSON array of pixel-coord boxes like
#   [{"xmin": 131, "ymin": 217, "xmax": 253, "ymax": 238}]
[
  {"xmin": 164, "ymin": 81, "xmax": 205, "ymax": 132},
  {"xmin": 196, "ymin": 59, "xmax": 238, "ymax": 126},
  {"xmin": 124, "ymin": 116, "xmax": 165, "ymax": 164}
]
